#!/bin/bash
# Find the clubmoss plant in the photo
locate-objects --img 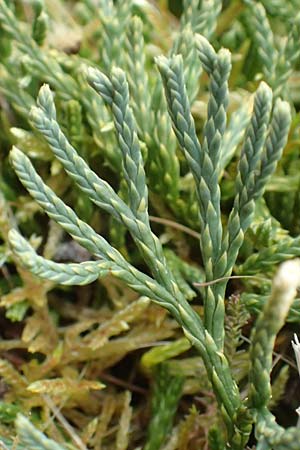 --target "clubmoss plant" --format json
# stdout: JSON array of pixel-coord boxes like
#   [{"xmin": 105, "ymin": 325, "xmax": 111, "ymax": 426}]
[
  {"xmin": 5, "ymin": 24, "xmax": 296, "ymax": 447},
  {"xmin": 1, "ymin": 1, "xmax": 300, "ymax": 449}
]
